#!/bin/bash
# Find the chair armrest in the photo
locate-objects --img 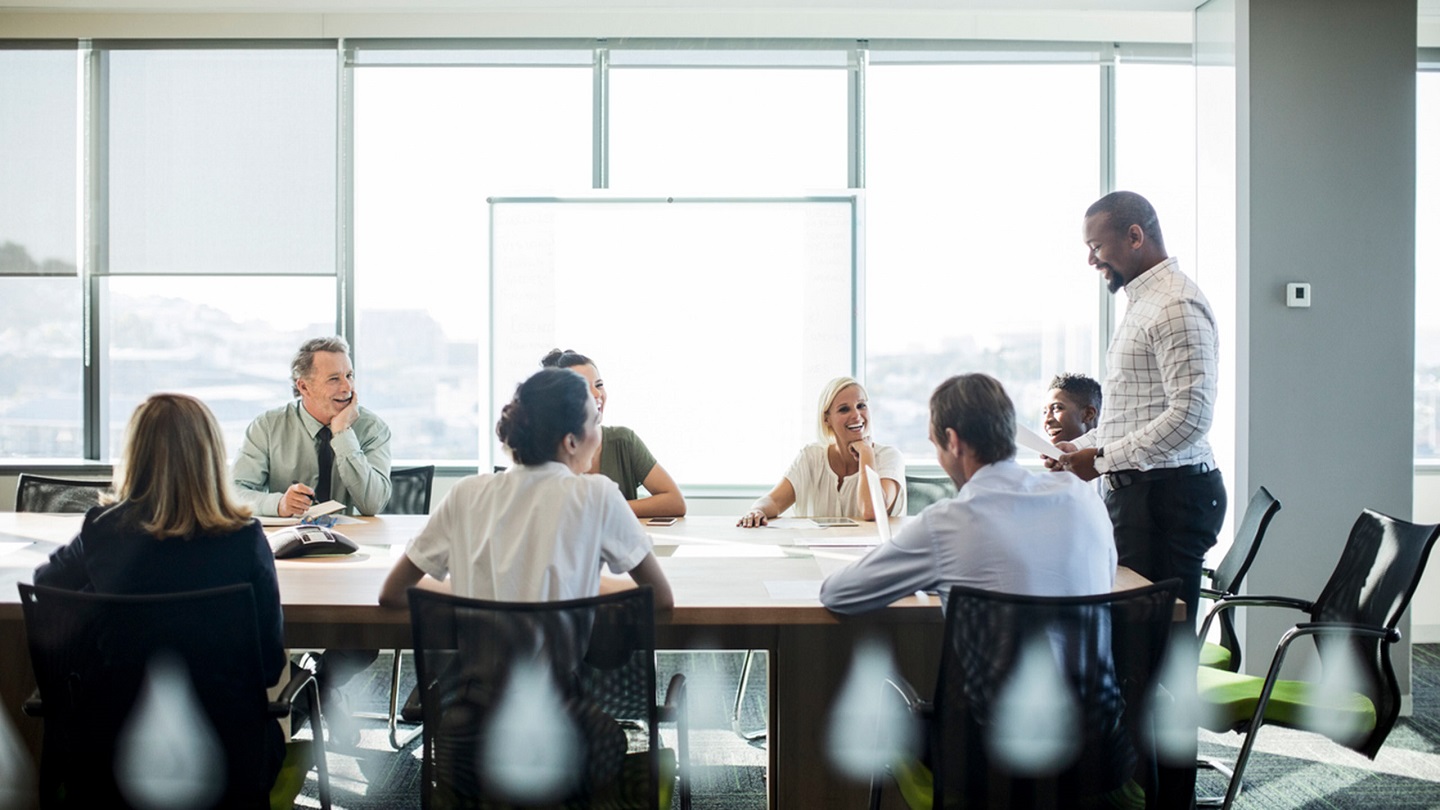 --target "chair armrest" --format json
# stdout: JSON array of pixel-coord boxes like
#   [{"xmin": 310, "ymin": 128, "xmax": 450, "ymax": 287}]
[
  {"xmin": 22, "ymin": 688, "xmax": 43, "ymax": 718},
  {"xmin": 881, "ymin": 675, "xmax": 929, "ymax": 716},
  {"xmin": 1198, "ymin": 594, "xmax": 1316, "ymax": 641},
  {"xmin": 1287, "ymin": 621, "xmax": 1399, "ymax": 646},
  {"xmin": 269, "ymin": 661, "xmax": 318, "ymax": 718},
  {"xmin": 659, "ymin": 673, "xmax": 686, "ymax": 723}
]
